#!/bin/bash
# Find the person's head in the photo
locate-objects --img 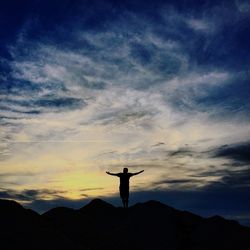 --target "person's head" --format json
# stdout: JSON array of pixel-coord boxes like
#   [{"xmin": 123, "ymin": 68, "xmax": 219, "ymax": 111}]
[{"xmin": 123, "ymin": 167, "xmax": 128, "ymax": 173}]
